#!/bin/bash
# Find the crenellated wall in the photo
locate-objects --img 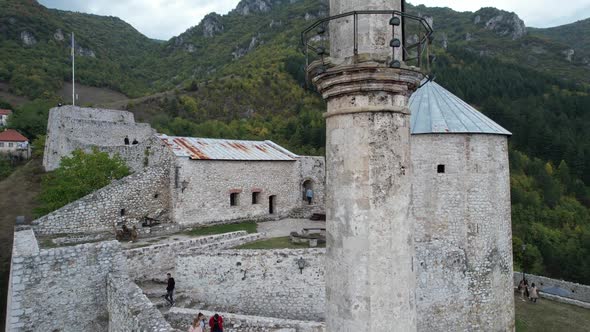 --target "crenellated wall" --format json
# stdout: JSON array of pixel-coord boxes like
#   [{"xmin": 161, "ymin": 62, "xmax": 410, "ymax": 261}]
[
  {"xmin": 175, "ymin": 249, "xmax": 325, "ymax": 321},
  {"xmin": 33, "ymin": 165, "xmax": 172, "ymax": 235}
]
